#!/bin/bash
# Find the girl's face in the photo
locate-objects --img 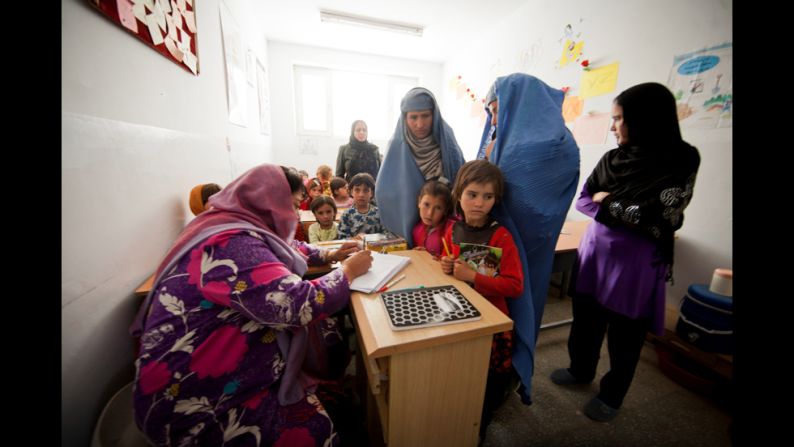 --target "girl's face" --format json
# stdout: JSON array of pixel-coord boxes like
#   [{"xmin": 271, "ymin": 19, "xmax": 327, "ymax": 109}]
[
  {"xmin": 314, "ymin": 203, "xmax": 336, "ymax": 227},
  {"xmin": 353, "ymin": 123, "xmax": 368, "ymax": 142},
  {"xmin": 610, "ymin": 103, "xmax": 629, "ymax": 146},
  {"xmin": 459, "ymin": 181, "xmax": 496, "ymax": 227},
  {"xmin": 334, "ymin": 184, "xmax": 349, "ymax": 199},
  {"xmin": 418, "ymin": 193, "xmax": 447, "ymax": 228},
  {"xmin": 308, "ymin": 184, "xmax": 322, "ymax": 199}
]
